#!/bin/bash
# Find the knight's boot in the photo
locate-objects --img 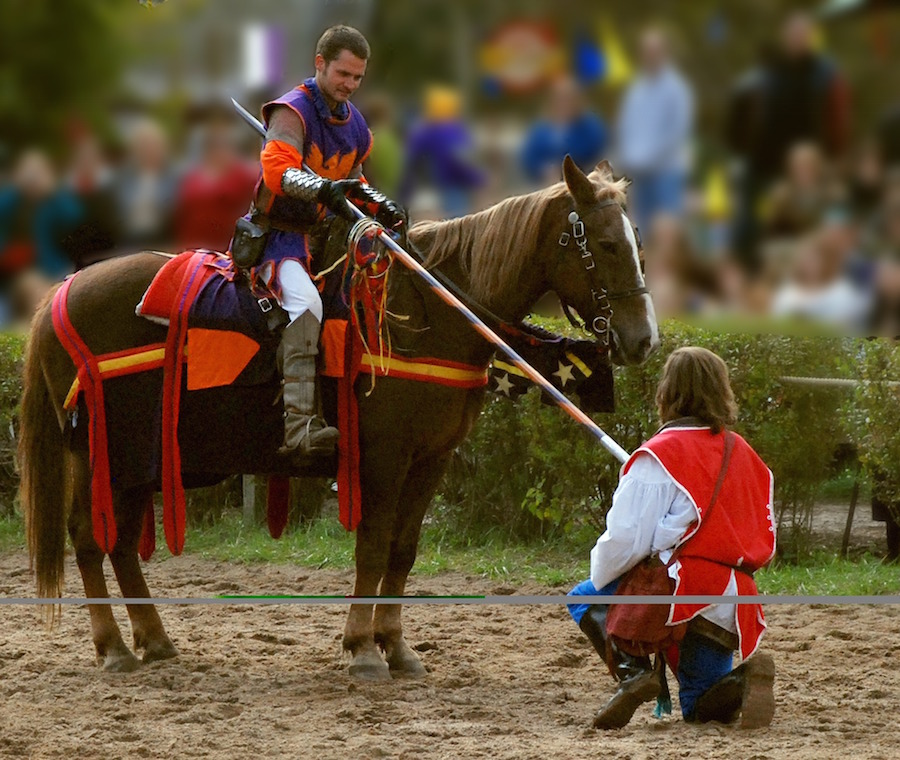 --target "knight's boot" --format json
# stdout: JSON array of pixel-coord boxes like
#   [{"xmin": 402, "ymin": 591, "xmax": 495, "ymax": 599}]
[
  {"xmin": 579, "ymin": 606, "xmax": 660, "ymax": 730},
  {"xmin": 692, "ymin": 652, "xmax": 775, "ymax": 728},
  {"xmin": 278, "ymin": 312, "xmax": 340, "ymax": 456}
]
